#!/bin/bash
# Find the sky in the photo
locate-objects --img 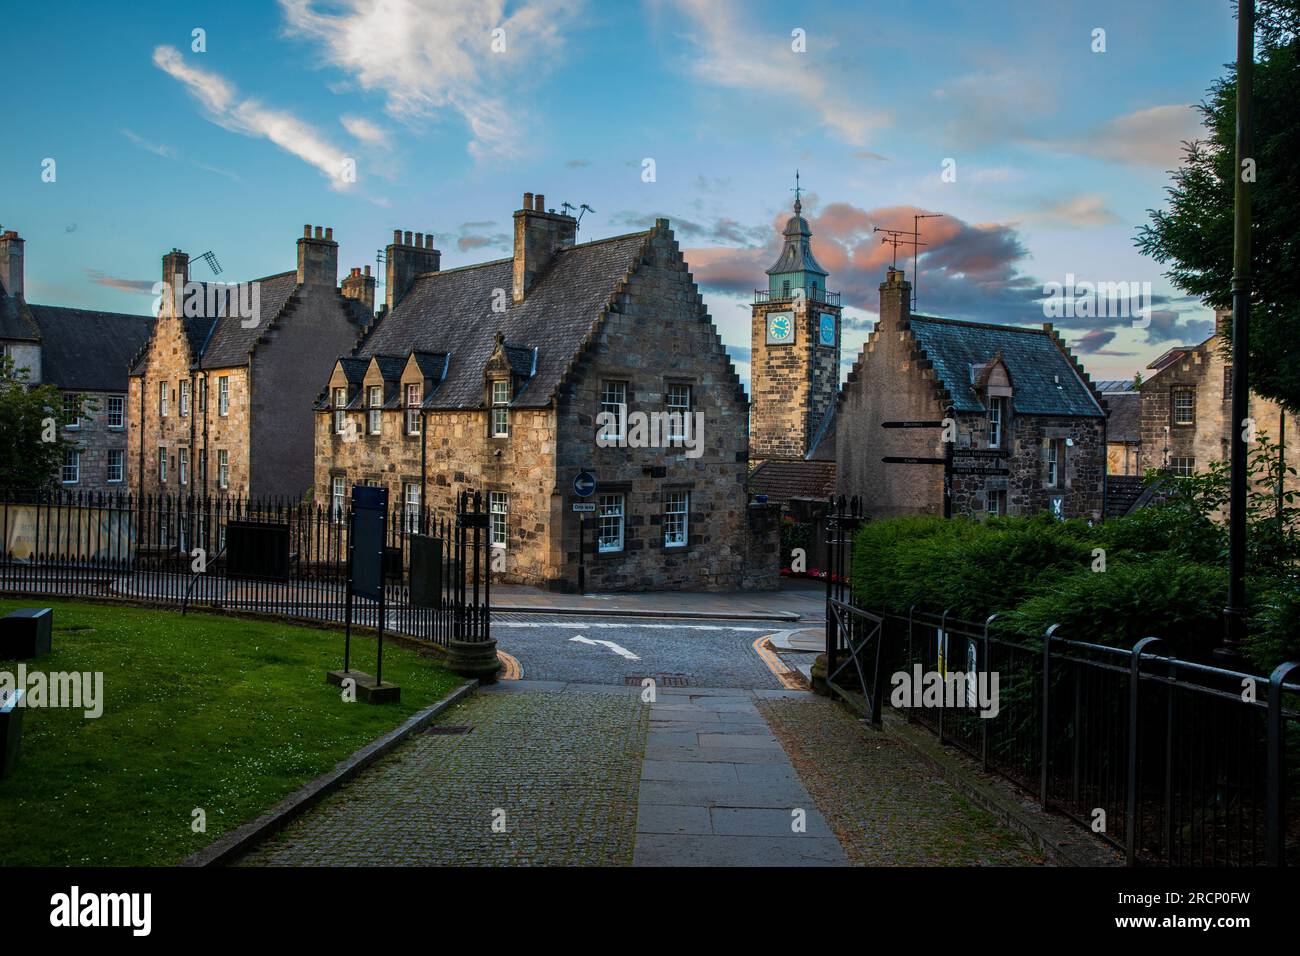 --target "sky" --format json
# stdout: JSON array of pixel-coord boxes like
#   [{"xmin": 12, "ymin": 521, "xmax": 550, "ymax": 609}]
[{"xmin": 0, "ymin": 0, "xmax": 1239, "ymax": 389}]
